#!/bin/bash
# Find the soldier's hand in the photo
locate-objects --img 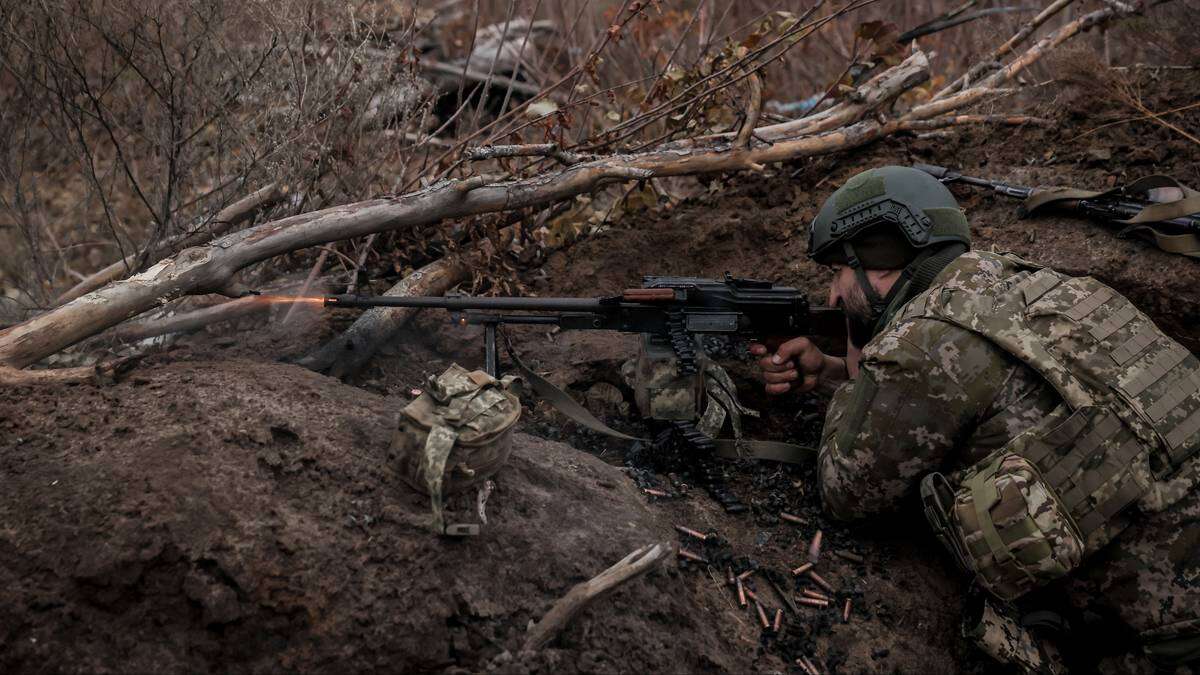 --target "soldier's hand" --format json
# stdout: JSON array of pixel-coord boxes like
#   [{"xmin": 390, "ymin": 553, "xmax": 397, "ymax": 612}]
[{"xmin": 749, "ymin": 337, "xmax": 846, "ymax": 395}]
